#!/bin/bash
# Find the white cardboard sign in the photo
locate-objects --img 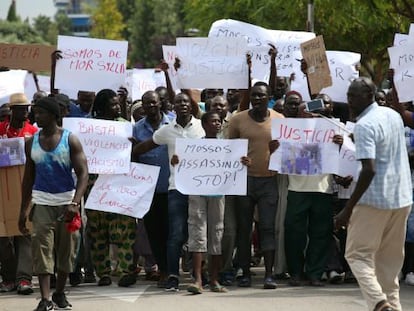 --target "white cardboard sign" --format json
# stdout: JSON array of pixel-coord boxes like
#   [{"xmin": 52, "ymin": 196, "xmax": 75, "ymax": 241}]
[
  {"xmin": 174, "ymin": 138, "xmax": 248, "ymax": 195},
  {"xmin": 85, "ymin": 162, "xmax": 160, "ymax": 218},
  {"xmin": 176, "ymin": 37, "xmax": 249, "ymax": 89},
  {"xmin": 208, "ymin": 19, "xmax": 315, "ymax": 79},
  {"xmin": 62, "ymin": 118, "xmax": 132, "ymax": 174},
  {"xmin": 55, "ymin": 36, "xmax": 128, "ymax": 93},
  {"xmin": 269, "ymin": 118, "xmax": 341, "ymax": 175}
]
